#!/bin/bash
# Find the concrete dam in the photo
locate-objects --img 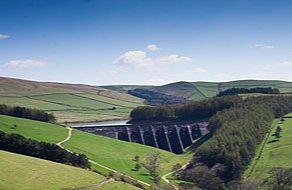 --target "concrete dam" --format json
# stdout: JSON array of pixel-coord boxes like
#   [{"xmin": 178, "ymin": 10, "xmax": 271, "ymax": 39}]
[{"xmin": 73, "ymin": 121, "xmax": 209, "ymax": 154}]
